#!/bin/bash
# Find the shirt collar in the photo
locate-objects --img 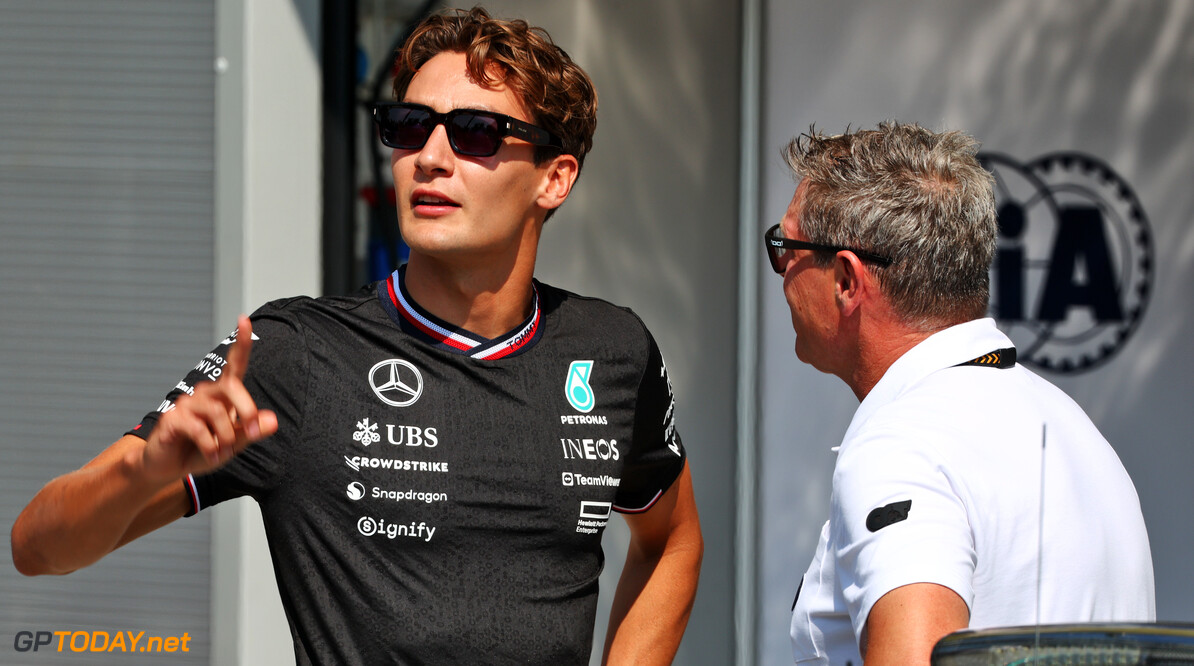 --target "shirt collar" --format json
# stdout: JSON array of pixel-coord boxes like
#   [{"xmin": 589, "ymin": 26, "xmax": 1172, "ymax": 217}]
[
  {"xmin": 841, "ymin": 318, "xmax": 1014, "ymax": 447},
  {"xmin": 379, "ymin": 266, "xmax": 542, "ymax": 360}
]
